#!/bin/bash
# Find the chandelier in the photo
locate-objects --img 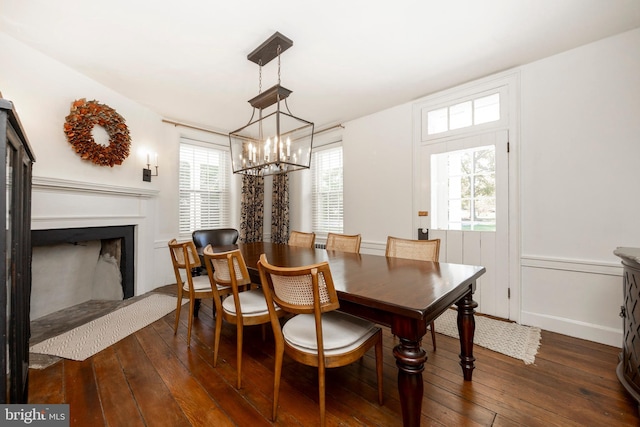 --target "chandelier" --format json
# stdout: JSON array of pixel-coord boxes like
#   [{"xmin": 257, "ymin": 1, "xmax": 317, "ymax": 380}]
[{"xmin": 229, "ymin": 32, "xmax": 314, "ymax": 176}]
